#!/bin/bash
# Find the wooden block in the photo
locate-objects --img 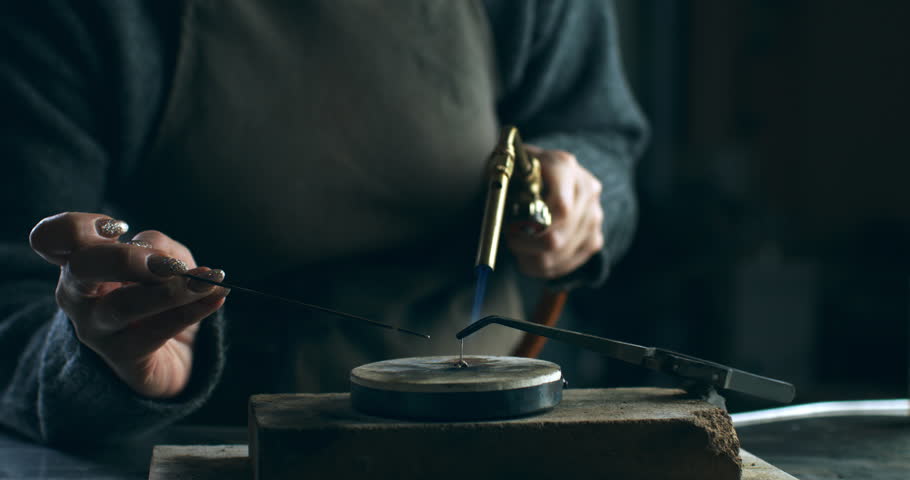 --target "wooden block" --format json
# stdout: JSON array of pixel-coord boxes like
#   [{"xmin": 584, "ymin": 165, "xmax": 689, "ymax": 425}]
[
  {"xmin": 149, "ymin": 446, "xmax": 795, "ymax": 480},
  {"xmin": 149, "ymin": 445, "xmax": 796, "ymax": 480},
  {"xmin": 249, "ymin": 388, "xmax": 743, "ymax": 480},
  {"xmin": 149, "ymin": 445, "xmax": 249, "ymax": 480}
]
